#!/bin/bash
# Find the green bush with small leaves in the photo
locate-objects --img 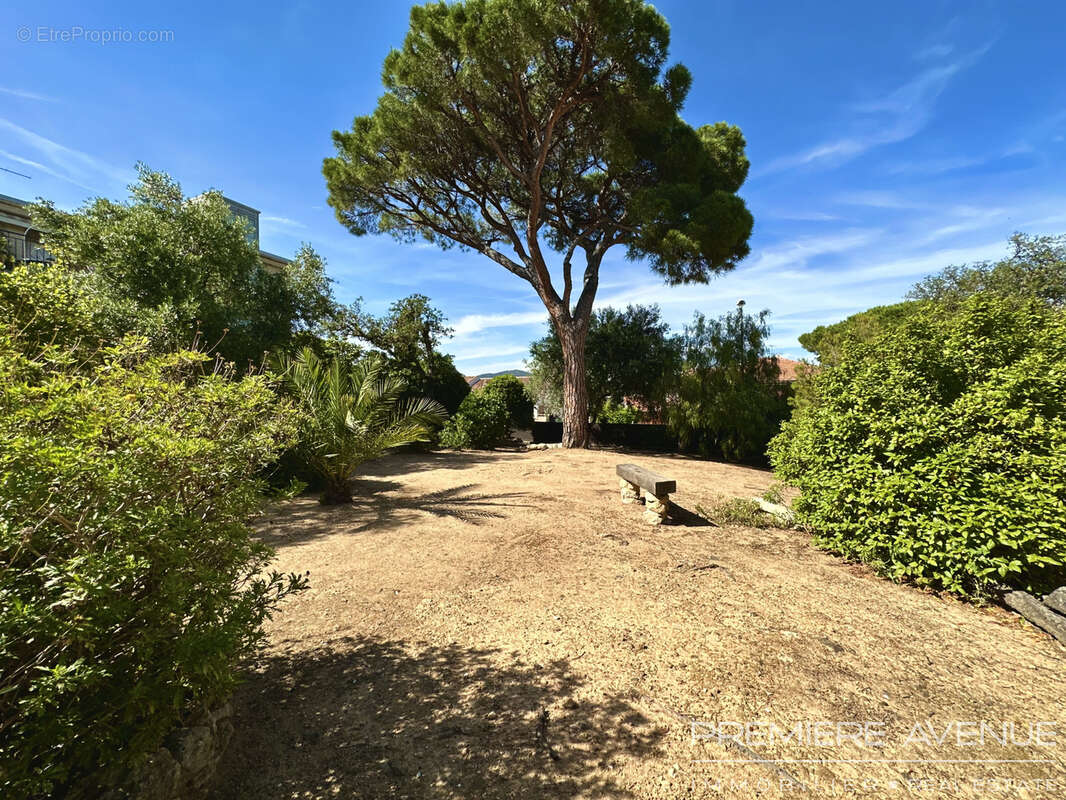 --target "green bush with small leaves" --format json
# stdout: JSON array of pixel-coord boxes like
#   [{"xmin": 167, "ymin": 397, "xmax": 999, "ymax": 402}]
[
  {"xmin": 770, "ymin": 295, "xmax": 1066, "ymax": 598},
  {"xmin": 0, "ymin": 334, "xmax": 306, "ymax": 798},
  {"xmin": 438, "ymin": 375, "xmax": 533, "ymax": 449},
  {"xmin": 600, "ymin": 399, "xmax": 644, "ymax": 424},
  {"xmin": 479, "ymin": 374, "xmax": 534, "ymax": 429},
  {"xmin": 439, "ymin": 390, "xmax": 511, "ymax": 449}
]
